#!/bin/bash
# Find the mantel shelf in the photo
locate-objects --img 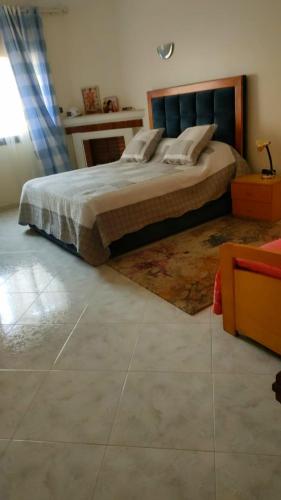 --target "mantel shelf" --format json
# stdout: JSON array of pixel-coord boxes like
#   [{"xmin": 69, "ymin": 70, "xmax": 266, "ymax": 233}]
[{"xmin": 63, "ymin": 109, "xmax": 145, "ymax": 128}]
